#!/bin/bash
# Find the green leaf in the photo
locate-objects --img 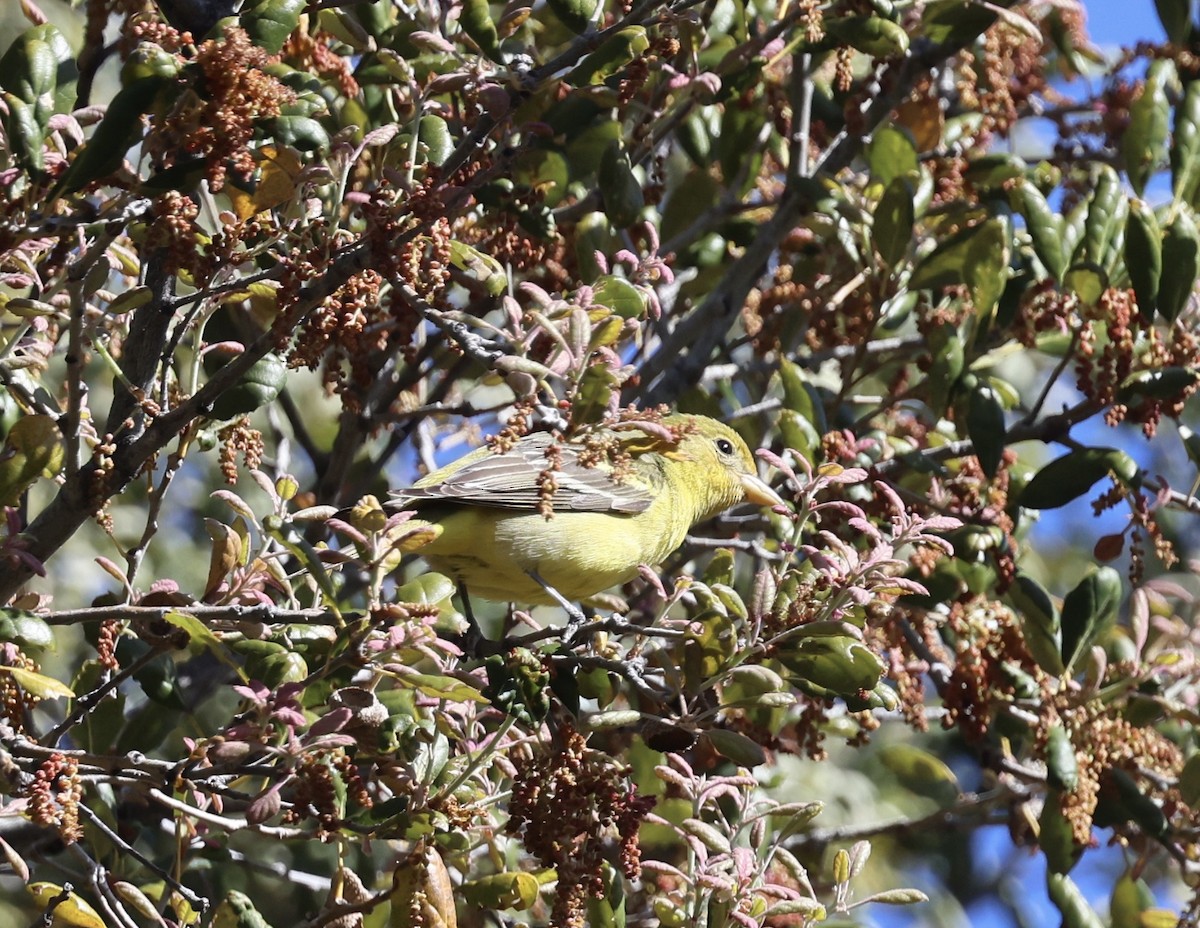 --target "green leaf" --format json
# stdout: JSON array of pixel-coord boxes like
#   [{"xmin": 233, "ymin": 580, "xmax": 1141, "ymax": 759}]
[
  {"xmin": 1007, "ymin": 572, "xmax": 1063, "ymax": 675},
  {"xmin": 1018, "ymin": 180, "xmax": 1065, "ymax": 280},
  {"xmin": 1157, "ymin": 207, "xmax": 1200, "ymax": 321},
  {"xmin": 1179, "ymin": 753, "xmax": 1200, "ymax": 806},
  {"xmin": 878, "ymin": 743, "xmax": 959, "ymax": 802},
  {"xmin": 459, "ymin": 0, "xmax": 501, "ymax": 58},
  {"xmin": 1119, "ymin": 367, "xmax": 1199, "ymax": 402},
  {"xmin": 910, "ymin": 218, "xmax": 1009, "ymax": 318},
  {"xmin": 873, "ymin": 174, "xmax": 915, "ymax": 267},
  {"xmin": 1073, "ymin": 164, "xmax": 1122, "ymax": 267},
  {"xmin": 567, "ymin": 26, "xmax": 649, "ymax": 85},
  {"xmin": 0, "ymin": 93, "xmax": 44, "ymax": 172},
  {"xmin": 967, "ymin": 382, "xmax": 1005, "ymax": 479},
  {"xmin": 1171, "ymin": 80, "xmax": 1200, "ymax": 204},
  {"xmin": 1045, "ymin": 723, "xmax": 1078, "ymax": 791},
  {"xmin": 394, "ymin": 572, "xmax": 457, "ymax": 605},
  {"xmin": 1124, "ymin": 198, "xmax": 1162, "ymax": 315},
  {"xmin": 585, "ymin": 863, "xmax": 626, "ymax": 928},
  {"xmin": 1124, "ymin": 61, "xmax": 1173, "ymax": 195},
  {"xmin": 1154, "ymin": 0, "xmax": 1192, "ymax": 43},
  {"xmin": 0, "ymin": 414, "xmax": 65, "ymax": 505},
  {"xmin": 1095, "ymin": 768, "xmax": 1169, "ymax": 840},
  {"xmin": 1019, "ymin": 448, "xmax": 1138, "ymax": 510},
  {"xmin": 1060, "ymin": 566, "xmax": 1122, "ymax": 672},
  {"xmin": 1063, "ymin": 263, "xmax": 1107, "ymax": 305},
  {"xmin": 925, "ymin": 323, "xmax": 963, "ymax": 413},
  {"xmin": 0, "ymin": 610, "xmax": 54, "ymax": 653},
  {"xmin": 461, "ymin": 872, "xmax": 541, "ymax": 910},
  {"xmin": 867, "ymin": 125, "xmax": 918, "ymax": 187},
  {"xmin": 546, "ymin": 0, "xmax": 600, "ymax": 33},
  {"xmin": 598, "ymin": 142, "xmax": 644, "ymax": 228},
  {"xmin": 778, "ymin": 635, "xmax": 885, "ymax": 699},
  {"xmin": 269, "ymin": 115, "xmax": 329, "ymax": 152},
  {"xmin": 825, "ymin": 15, "xmax": 910, "ymax": 57},
  {"xmin": 209, "ymin": 354, "xmax": 287, "ymax": 420},
  {"xmin": 448, "ymin": 240, "xmax": 508, "ymax": 296},
  {"xmin": 240, "ymin": 0, "xmax": 305, "ymax": 54},
  {"xmin": 55, "ymin": 76, "xmax": 168, "ymax": 195},
  {"xmin": 592, "ymin": 275, "xmax": 646, "ymax": 318},
  {"xmin": 1047, "ymin": 874, "xmax": 1105, "ymax": 928},
  {"xmin": 920, "ymin": 0, "xmax": 997, "ymax": 45},
  {"xmin": 403, "ymin": 672, "xmax": 488, "ymax": 703},
  {"xmin": 702, "ymin": 728, "xmax": 767, "ymax": 767},
  {"xmin": 418, "ymin": 114, "xmax": 453, "ymax": 165},
  {"xmin": 717, "ymin": 99, "xmax": 766, "ymax": 196},
  {"xmin": 513, "ymin": 148, "xmax": 570, "ymax": 206},
  {"xmin": 1040, "ymin": 791, "xmax": 1081, "ymax": 875}
]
